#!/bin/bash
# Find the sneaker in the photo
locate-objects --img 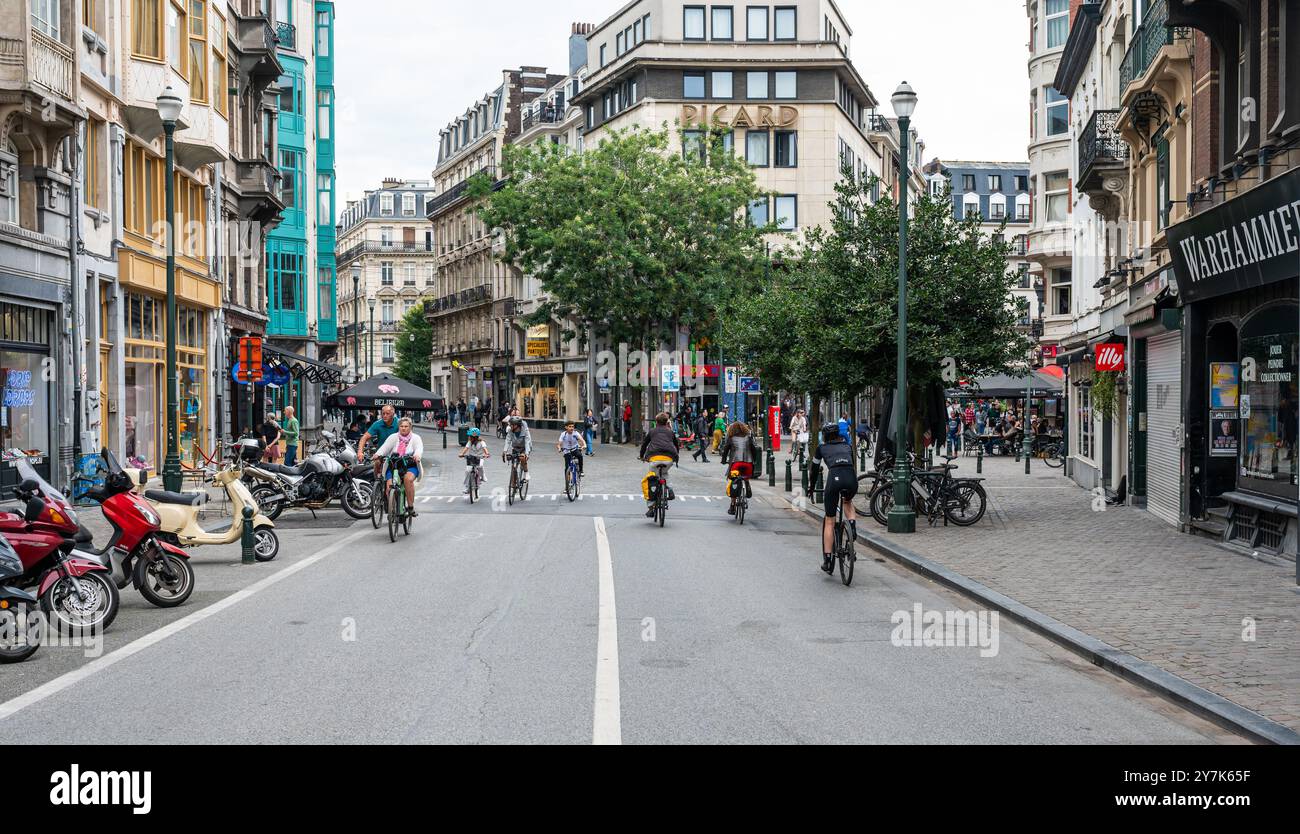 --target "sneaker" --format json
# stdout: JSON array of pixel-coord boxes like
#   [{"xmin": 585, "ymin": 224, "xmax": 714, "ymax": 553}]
[
  {"xmin": 821, "ymin": 555, "xmax": 834, "ymax": 575},
  {"xmin": 727, "ymin": 505, "xmax": 736, "ymax": 516},
  {"xmin": 645, "ymin": 507, "xmax": 655, "ymax": 518}
]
